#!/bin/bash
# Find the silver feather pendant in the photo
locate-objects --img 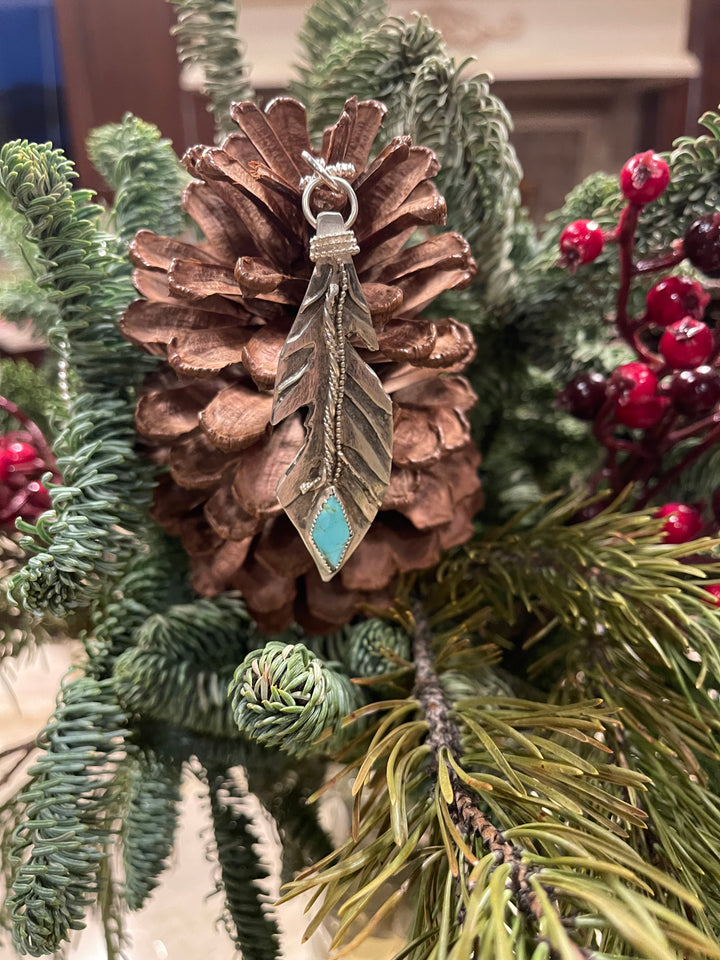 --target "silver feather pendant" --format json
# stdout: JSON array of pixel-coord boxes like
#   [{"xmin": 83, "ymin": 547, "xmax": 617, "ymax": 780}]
[{"xmin": 271, "ymin": 191, "xmax": 393, "ymax": 581}]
